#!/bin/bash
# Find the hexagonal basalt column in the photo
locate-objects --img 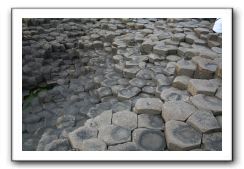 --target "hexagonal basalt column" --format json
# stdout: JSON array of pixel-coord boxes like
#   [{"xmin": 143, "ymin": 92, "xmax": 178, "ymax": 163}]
[
  {"xmin": 112, "ymin": 110, "xmax": 137, "ymax": 130},
  {"xmin": 187, "ymin": 79, "xmax": 218, "ymax": 96},
  {"xmin": 134, "ymin": 98, "xmax": 163, "ymax": 114},
  {"xmin": 165, "ymin": 120, "xmax": 202, "ymax": 151}
]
